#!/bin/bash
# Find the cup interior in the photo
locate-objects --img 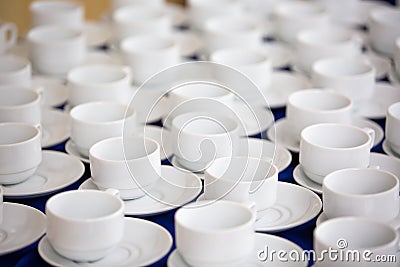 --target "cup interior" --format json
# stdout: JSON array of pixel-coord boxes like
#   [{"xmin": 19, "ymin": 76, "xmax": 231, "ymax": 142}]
[
  {"xmin": 70, "ymin": 102, "xmax": 134, "ymax": 123},
  {"xmin": 114, "ymin": 5, "xmax": 166, "ymax": 21},
  {"xmin": 0, "ymin": 88, "xmax": 39, "ymax": 106},
  {"xmin": 316, "ymin": 218, "xmax": 397, "ymax": 249},
  {"xmin": 206, "ymin": 16, "xmax": 257, "ymax": 33},
  {"xmin": 90, "ymin": 136, "xmax": 158, "ymax": 161},
  {"xmin": 299, "ymin": 28, "xmax": 352, "ymax": 45},
  {"xmin": 0, "ymin": 123, "xmax": 39, "ymax": 146},
  {"xmin": 313, "ymin": 58, "xmax": 372, "ymax": 77},
  {"xmin": 121, "ymin": 36, "xmax": 175, "ymax": 52},
  {"xmin": 0, "ymin": 55, "xmax": 29, "ymax": 73},
  {"xmin": 289, "ymin": 90, "xmax": 351, "ymax": 112},
  {"xmin": 176, "ymin": 201, "xmax": 253, "ymax": 231},
  {"xmin": 324, "ymin": 168, "xmax": 398, "ymax": 196},
  {"xmin": 302, "ymin": 124, "xmax": 370, "ymax": 149},
  {"xmin": 46, "ymin": 190, "xmax": 122, "ymax": 220},
  {"xmin": 211, "ymin": 48, "xmax": 267, "ymax": 66},
  {"xmin": 277, "ymin": 2, "xmax": 324, "ymax": 17},
  {"xmin": 68, "ymin": 65, "xmax": 127, "ymax": 83},
  {"xmin": 173, "ymin": 113, "xmax": 238, "ymax": 135},
  {"xmin": 172, "ymin": 84, "xmax": 231, "ymax": 99}
]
